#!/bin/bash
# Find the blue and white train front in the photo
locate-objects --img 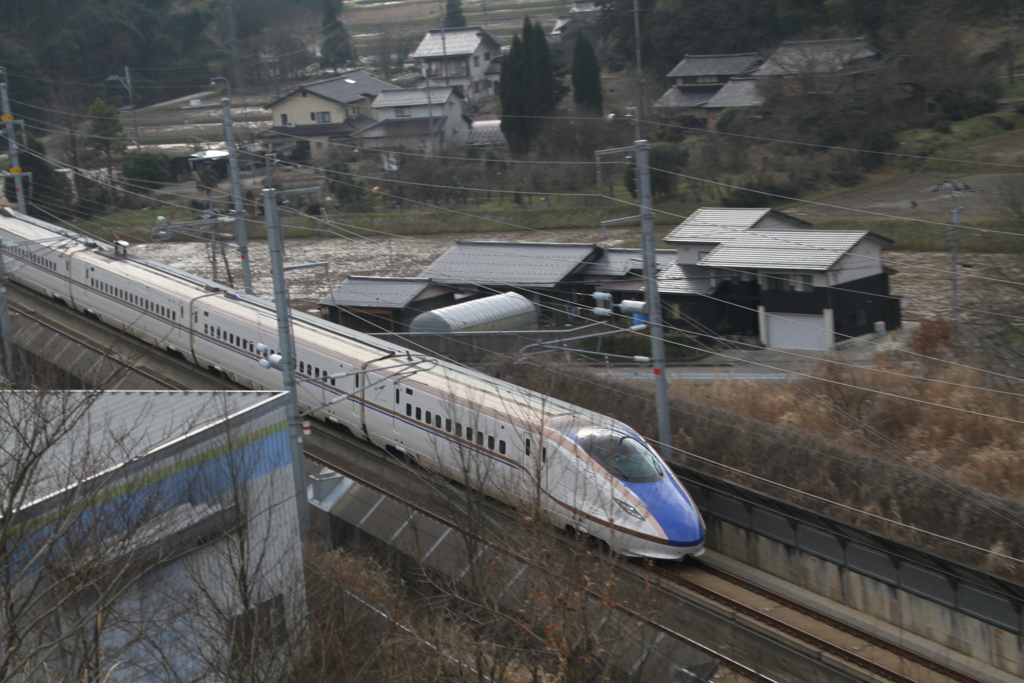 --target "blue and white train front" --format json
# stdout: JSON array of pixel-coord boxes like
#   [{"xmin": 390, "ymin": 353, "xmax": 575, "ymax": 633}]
[{"xmin": 559, "ymin": 422, "xmax": 705, "ymax": 560}]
